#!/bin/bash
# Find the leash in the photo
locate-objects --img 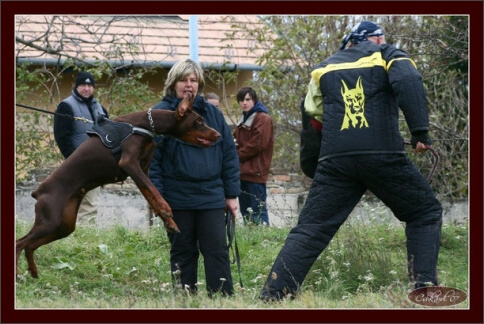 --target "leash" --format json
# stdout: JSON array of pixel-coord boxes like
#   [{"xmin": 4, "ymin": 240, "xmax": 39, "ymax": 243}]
[
  {"xmin": 16, "ymin": 103, "xmax": 93, "ymax": 124},
  {"xmin": 226, "ymin": 209, "xmax": 244, "ymax": 289},
  {"xmin": 404, "ymin": 141, "xmax": 440, "ymax": 183}
]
